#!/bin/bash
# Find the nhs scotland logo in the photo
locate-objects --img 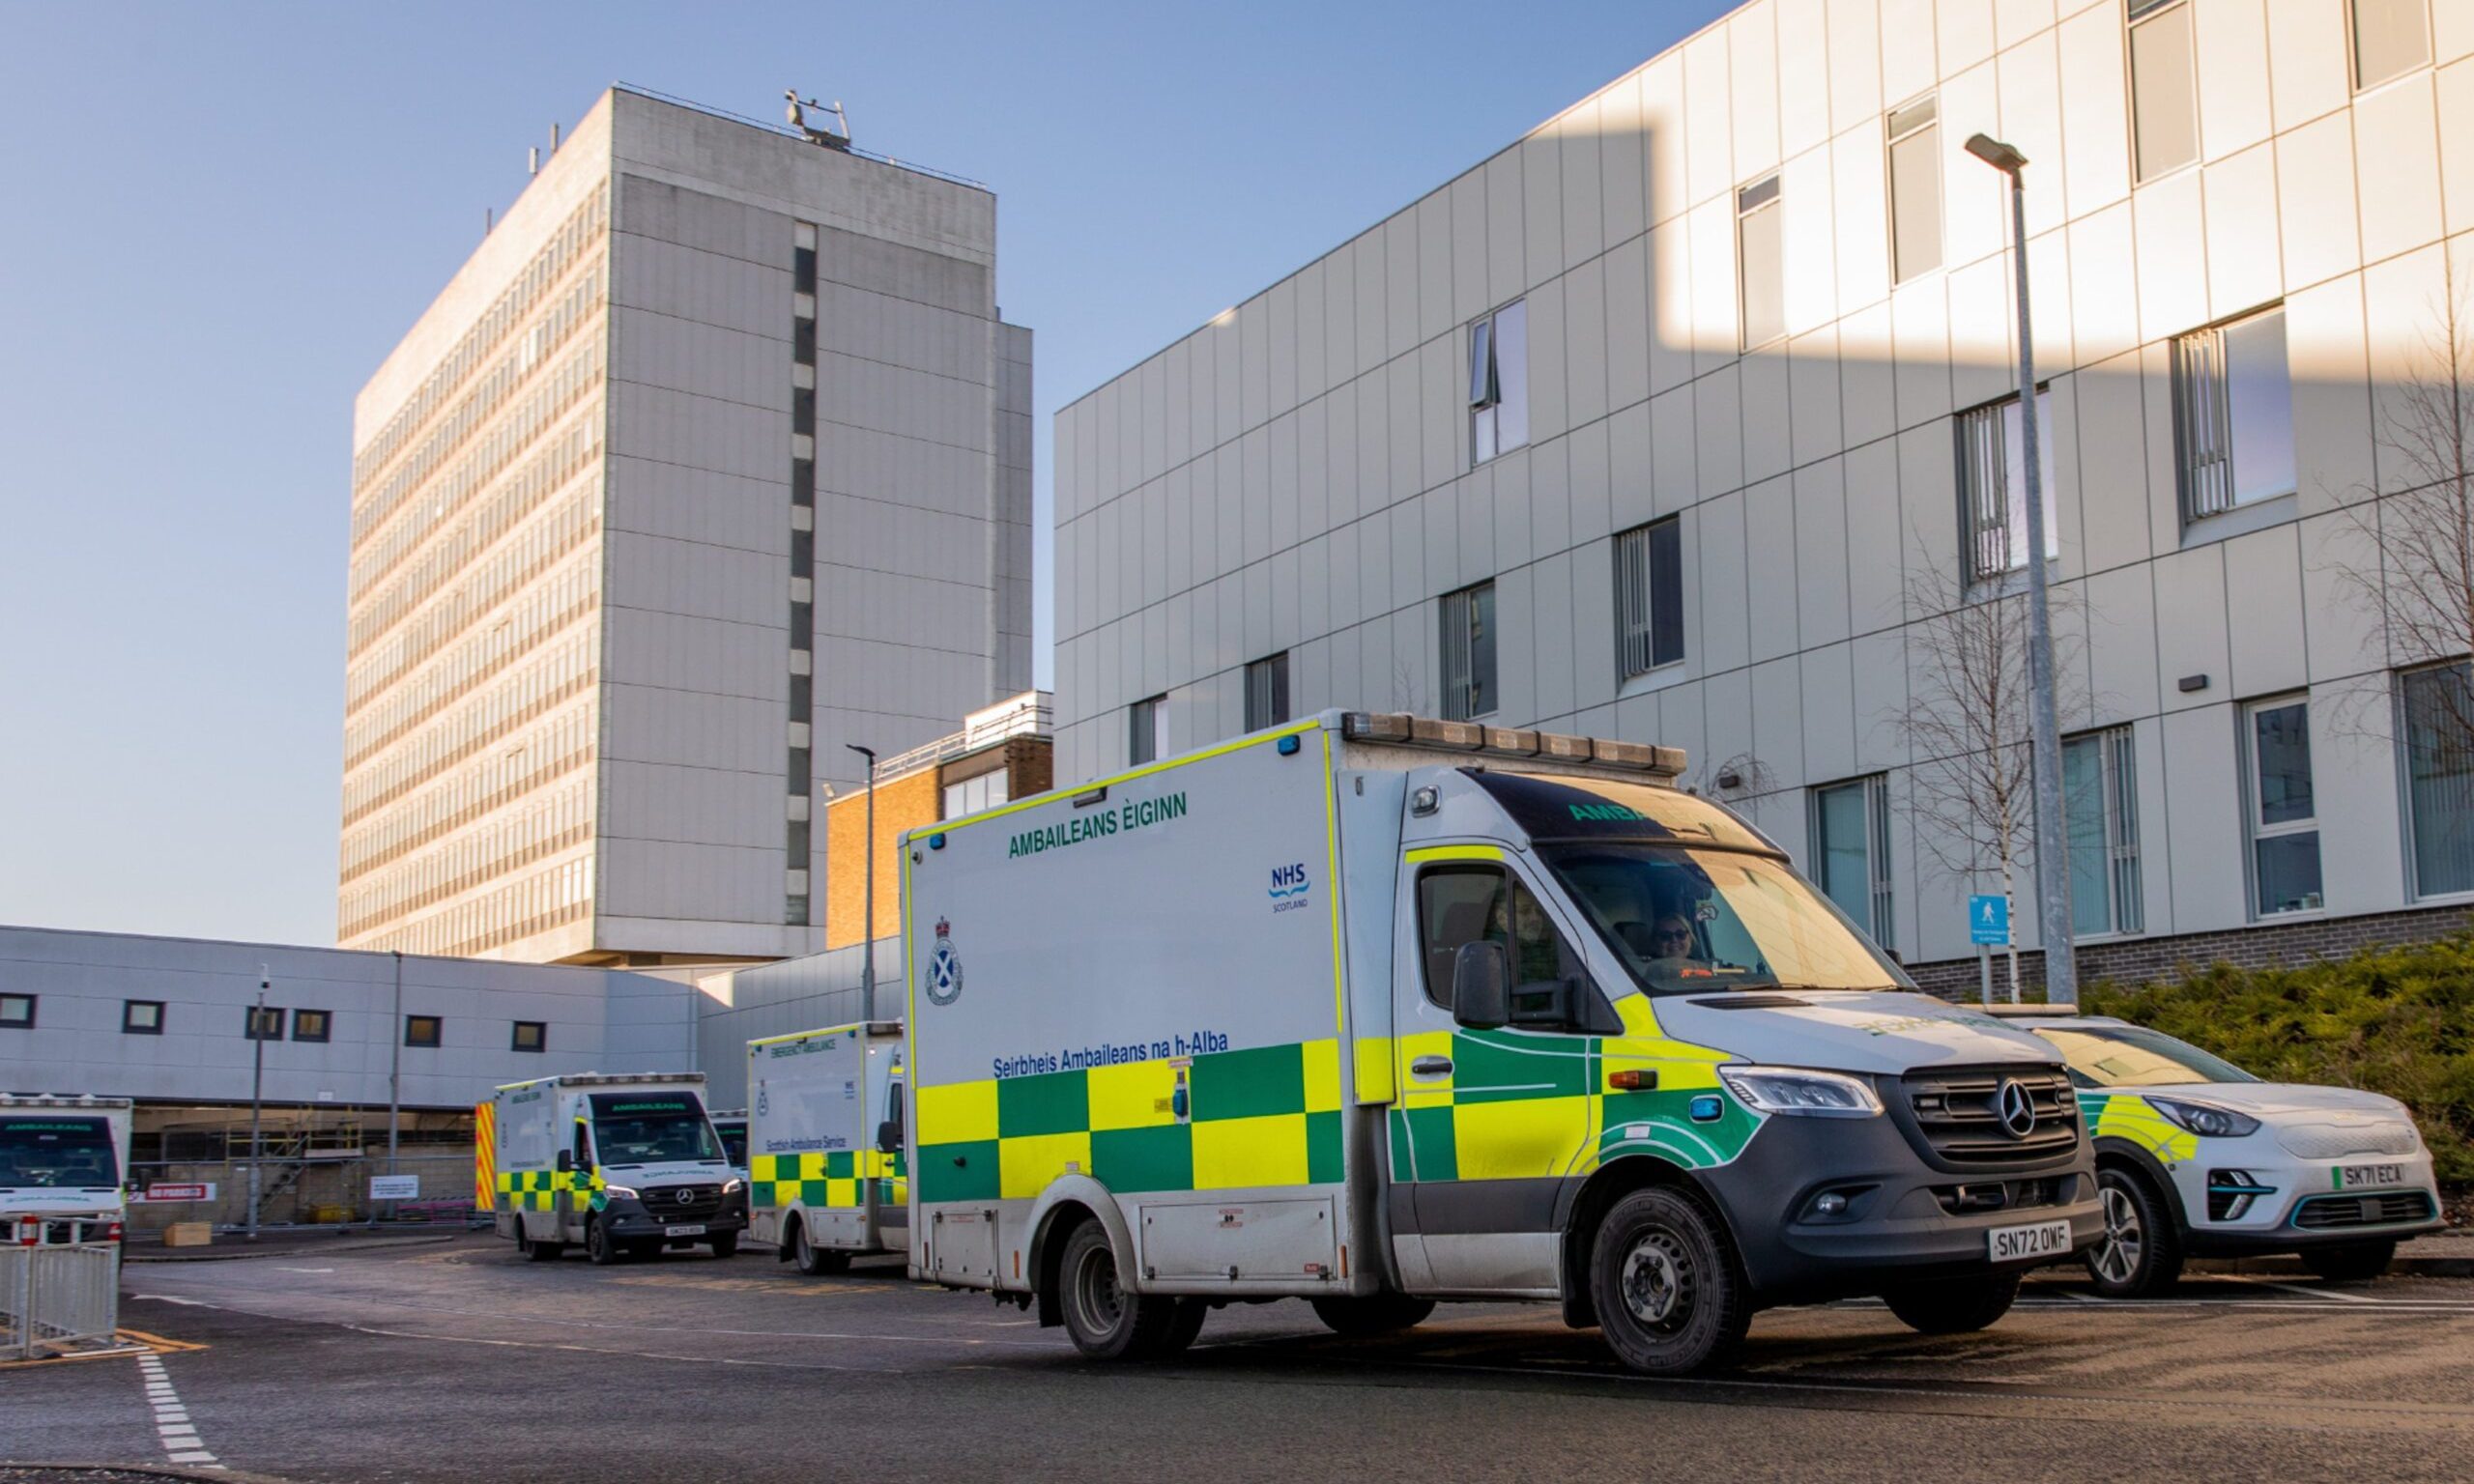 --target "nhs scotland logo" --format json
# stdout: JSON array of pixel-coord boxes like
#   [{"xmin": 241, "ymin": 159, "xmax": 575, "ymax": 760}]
[{"xmin": 1268, "ymin": 862, "xmax": 1313, "ymax": 914}]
